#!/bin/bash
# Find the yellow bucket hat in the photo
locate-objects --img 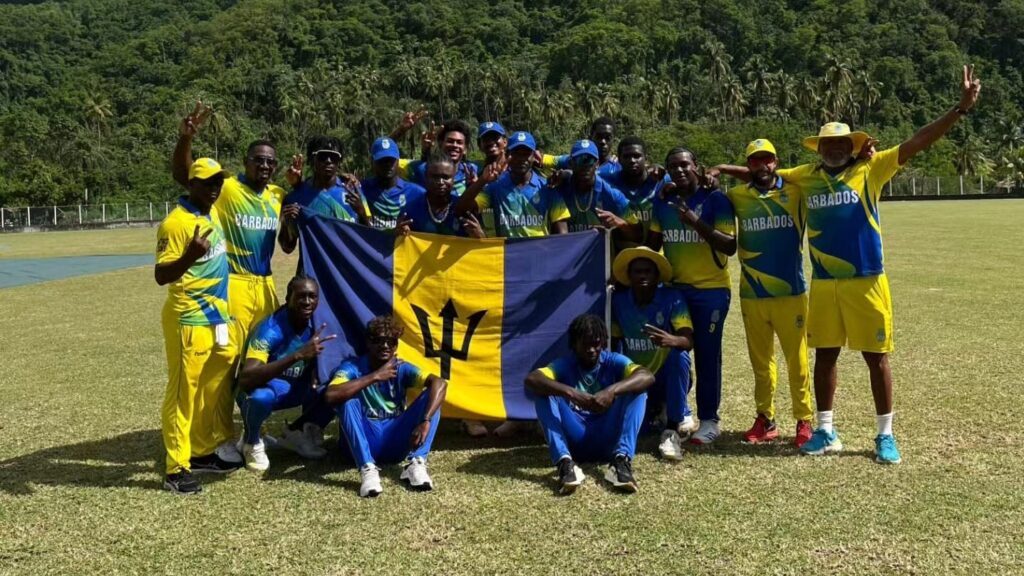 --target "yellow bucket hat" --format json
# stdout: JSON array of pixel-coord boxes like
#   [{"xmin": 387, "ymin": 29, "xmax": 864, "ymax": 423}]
[
  {"xmin": 613, "ymin": 246, "xmax": 673, "ymax": 286},
  {"xmin": 802, "ymin": 122, "xmax": 870, "ymax": 155},
  {"xmin": 745, "ymin": 138, "xmax": 777, "ymax": 158},
  {"xmin": 189, "ymin": 157, "xmax": 228, "ymax": 181}
]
